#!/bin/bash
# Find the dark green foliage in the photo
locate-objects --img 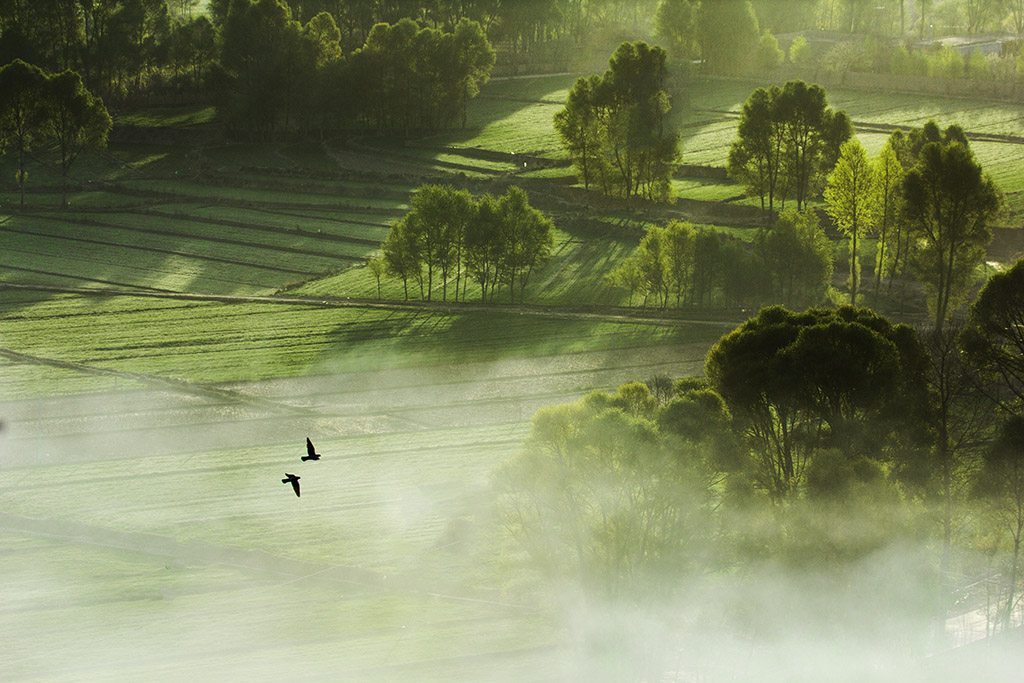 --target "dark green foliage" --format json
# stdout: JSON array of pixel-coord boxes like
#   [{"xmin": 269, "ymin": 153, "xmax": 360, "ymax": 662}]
[
  {"xmin": 40, "ymin": 69, "xmax": 112, "ymax": 206},
  {"xmin": 0, "ymin": 58, "xmax": 47, "ymax": 208},
  {"xmin": 705, "ymin": 305, "xmax": 930, "ymax": 496},
  {"xmin": 555, "ymin": 41, "xmax": 680, "ymax": 202},
  {"xmin": 754, "ymin": 208, "xmax": 832, "ymax": 308},
  {"xmin": 695, "ymin": 0, "xmax": 760, "ymax": 75},
  {"xmin": 903, "ymin": 141, "xmax": 1001, "ymax": 332},
  {"xmin": 728, "ymin": 81, "xmax": 851, "ymax": 216},
  {"xmin": 962, "ymin": 257, "xmax": 1024, "ymax": 411}
]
